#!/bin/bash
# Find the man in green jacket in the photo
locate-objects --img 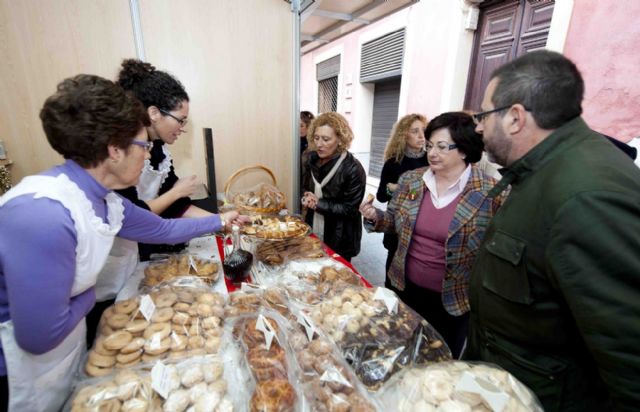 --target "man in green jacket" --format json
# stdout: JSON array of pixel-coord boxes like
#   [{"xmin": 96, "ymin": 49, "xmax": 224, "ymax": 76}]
[{"xmin": 466, "ymin": 50, "xmax": 640, "ymax": 411}]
